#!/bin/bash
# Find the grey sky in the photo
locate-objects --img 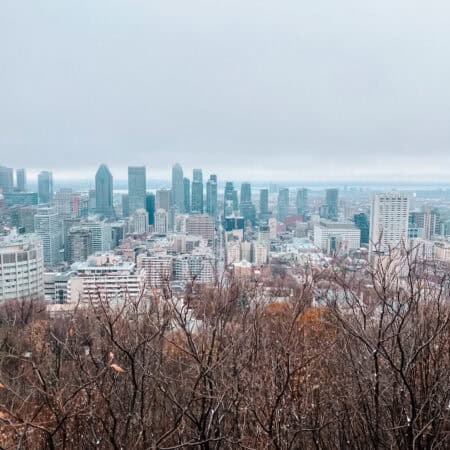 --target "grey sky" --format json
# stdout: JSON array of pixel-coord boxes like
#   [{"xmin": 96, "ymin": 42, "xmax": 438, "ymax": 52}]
[{"xmin": 1, "ymin": 0, "xmax": 450, "ymax": 182}]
